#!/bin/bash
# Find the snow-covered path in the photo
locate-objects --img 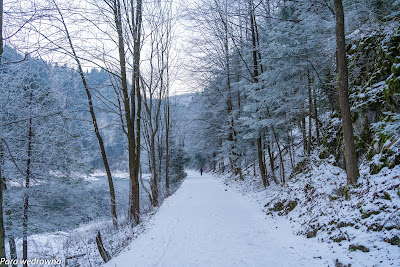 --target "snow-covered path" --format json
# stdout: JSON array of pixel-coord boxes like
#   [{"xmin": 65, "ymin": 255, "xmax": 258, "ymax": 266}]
[{"xmin": 105, "ymin": 171, "xmax": 334, "ymax": 267}]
